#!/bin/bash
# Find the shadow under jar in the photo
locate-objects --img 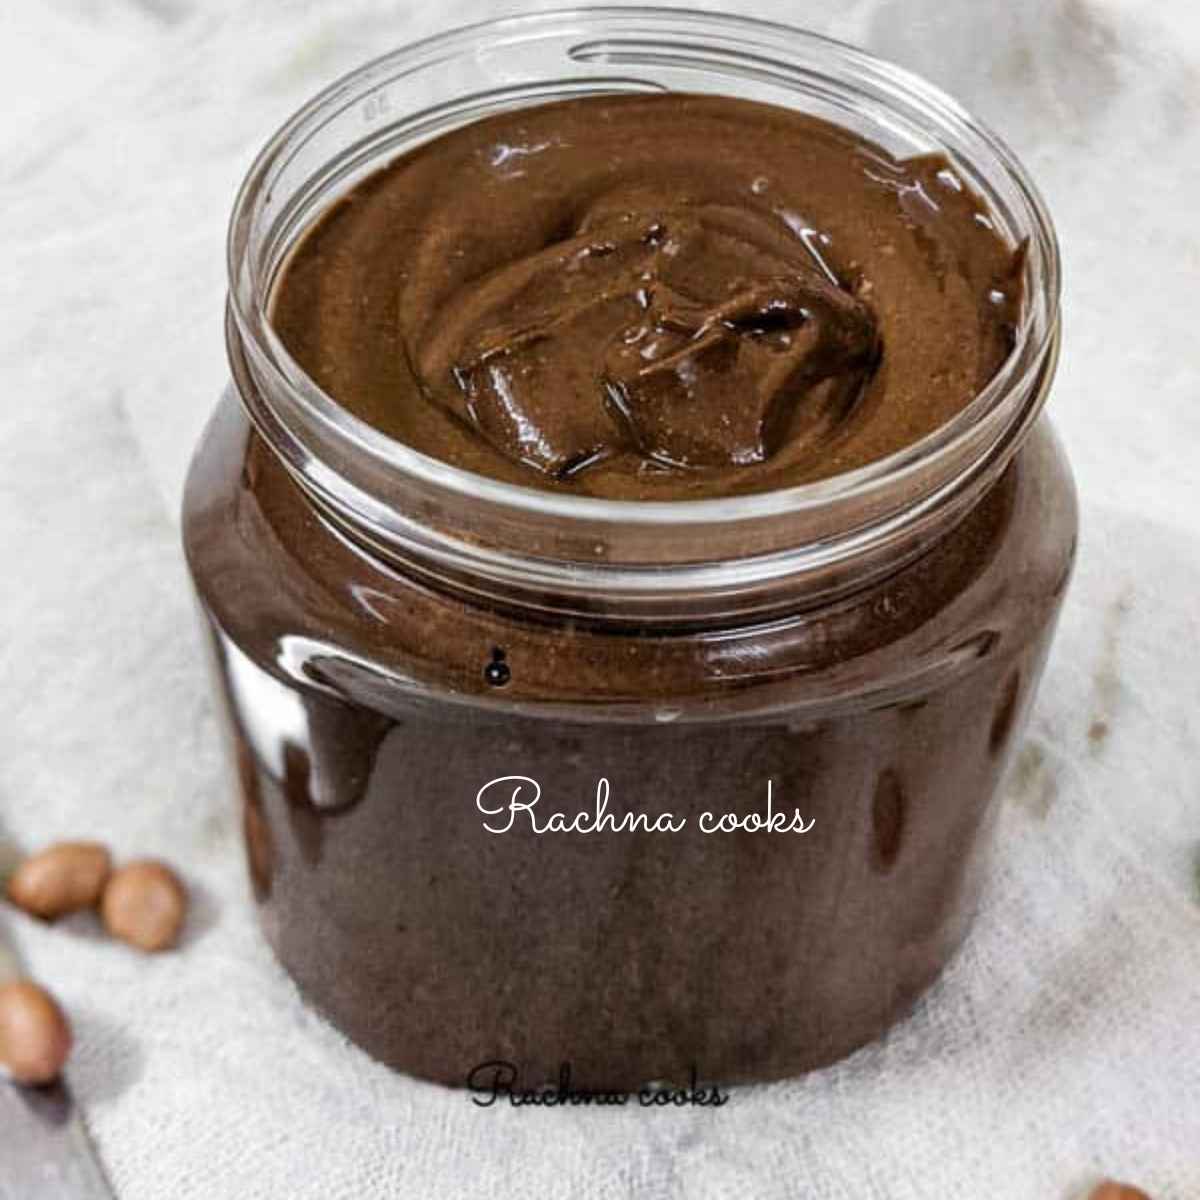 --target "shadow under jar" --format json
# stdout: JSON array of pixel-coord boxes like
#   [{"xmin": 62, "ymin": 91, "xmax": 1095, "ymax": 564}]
[{"xmin": 182, "ymin": 10, "xmax": 1076, "ymax": 1089}]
